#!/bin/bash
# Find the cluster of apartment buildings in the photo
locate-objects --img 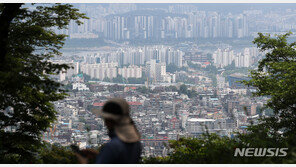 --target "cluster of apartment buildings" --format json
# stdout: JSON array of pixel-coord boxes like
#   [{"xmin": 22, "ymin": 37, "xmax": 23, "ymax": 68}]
[
  {"xmin": 40, "ymin": 63, "xmax": 266, "ymax": 157},
  {"xmin": 212, "ymin": 47, "xmax": 260, "ymax": 68},
  {"xmin": 54, "ymin": 4, "xmax": 296, "ymax": 40},
  {"xmin": 52, "ymin": 46, "xmax": 184, "ymax": 83}
]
